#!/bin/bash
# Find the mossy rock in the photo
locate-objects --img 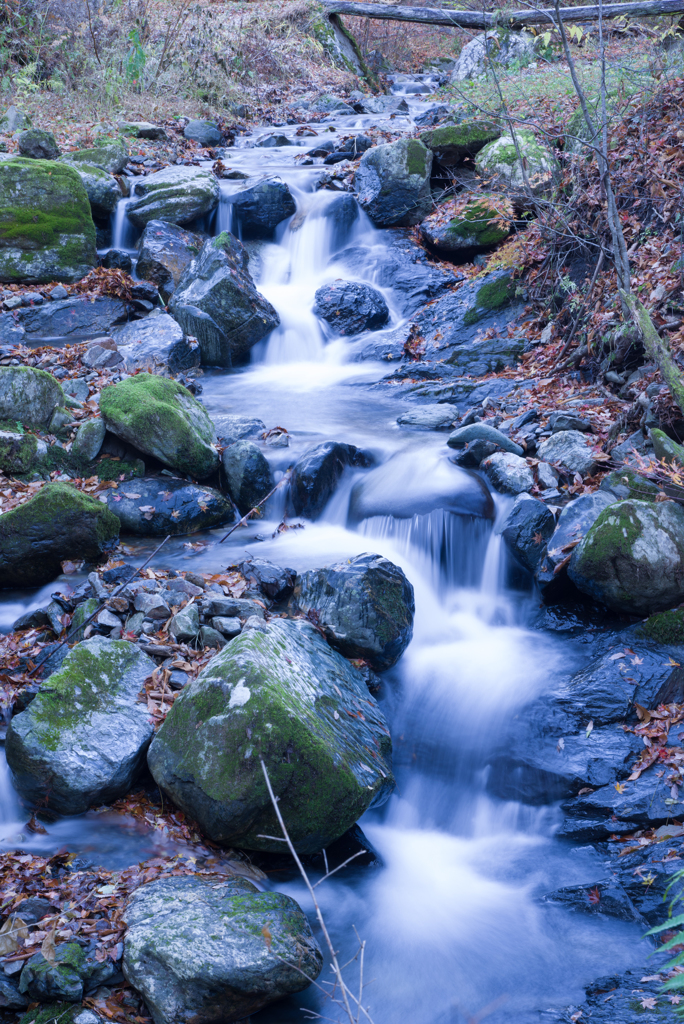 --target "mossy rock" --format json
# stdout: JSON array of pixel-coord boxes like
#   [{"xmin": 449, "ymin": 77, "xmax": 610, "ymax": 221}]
[
  {"xmin": 61, "ymin": 135, "xmax": 129, "ymax": 175},
  {"xmin": 67, "ymin": 161, "xmax": 121, "ymax": 217},
  {"xmin": 463, "ymin": 272, "xmax": 517, "ymax": 325},
  {"xmin": 0, "ymin": 429, "xmax": 47, "ymax": 475},
  {"xmin": 600, "ymin": 467, "xmax": 661, "ymax": 502},
  {"xmin": 419, "ymin": 120, "xmax": 500, "ymax": 166},
  {"xmin": 639, "ymin": 607, "xmax": 684, "ymax": 645},
  {"xmin": 69, "ymin": 596, "xmax": 99, "ymax": 642},
  {"xmin": 100, "ymin": 373, "xmax": 218, "ymax": 479},
  {"xmin": 0, "ymin": 482, "xmax": 120, "ymax": 588},
  {"xmin": 420, "ymin": 193, "xmax": 513, "ymax": 253},
  {"xmin": 355, "ymin": 138, "xmax": 433, "ymax": 227},
  {"xmin": 0, "ymin": 365, "xmax": 66, "ymax": 428},
  {"xmin": 126, "ymin": 165, "xmax": 220, "ymax": 228},
  {"xmin": 475, "ymin": 129, "xmax": 556, "ymax": 199},
  {"xmin": 651, "ymin": 427, "xmax": 684, "ymax": 467},
  {"xmin": 17, "ymin": 128, "xmax": 60, "ymax": 161}
]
